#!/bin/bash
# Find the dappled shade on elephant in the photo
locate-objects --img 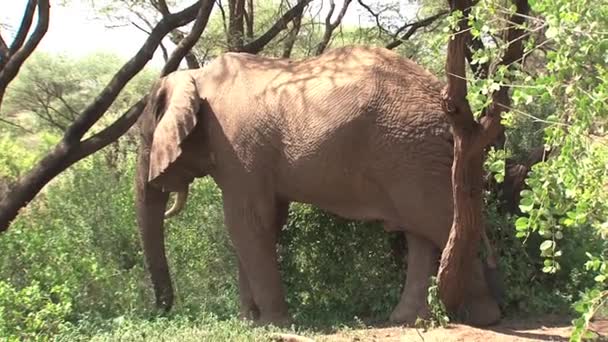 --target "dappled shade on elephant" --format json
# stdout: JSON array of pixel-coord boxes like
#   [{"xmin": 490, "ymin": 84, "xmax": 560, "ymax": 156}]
[{"xmin": 135, "ymin": 45, "xmax": 501, "ymax": 326}]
